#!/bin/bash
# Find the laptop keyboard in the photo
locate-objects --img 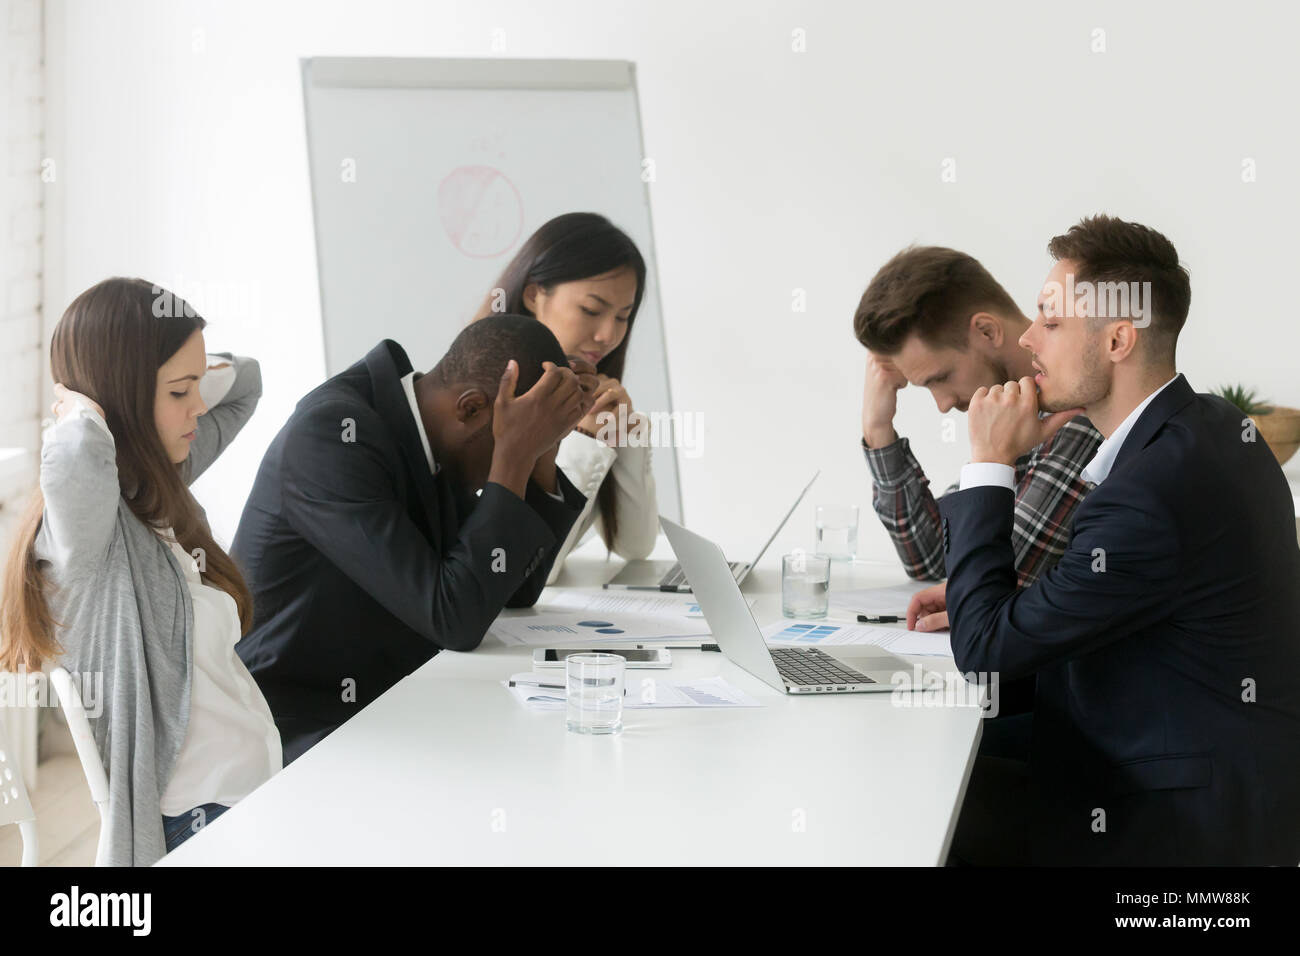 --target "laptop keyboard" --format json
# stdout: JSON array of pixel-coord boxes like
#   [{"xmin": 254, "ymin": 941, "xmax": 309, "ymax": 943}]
[
  {"xmin": 659, "ymin": 560, "xmax": 743, "ymax": 588},
  {"xmin": 771, "ymin": 647, "xmax": 875, "ymax": 687}
]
